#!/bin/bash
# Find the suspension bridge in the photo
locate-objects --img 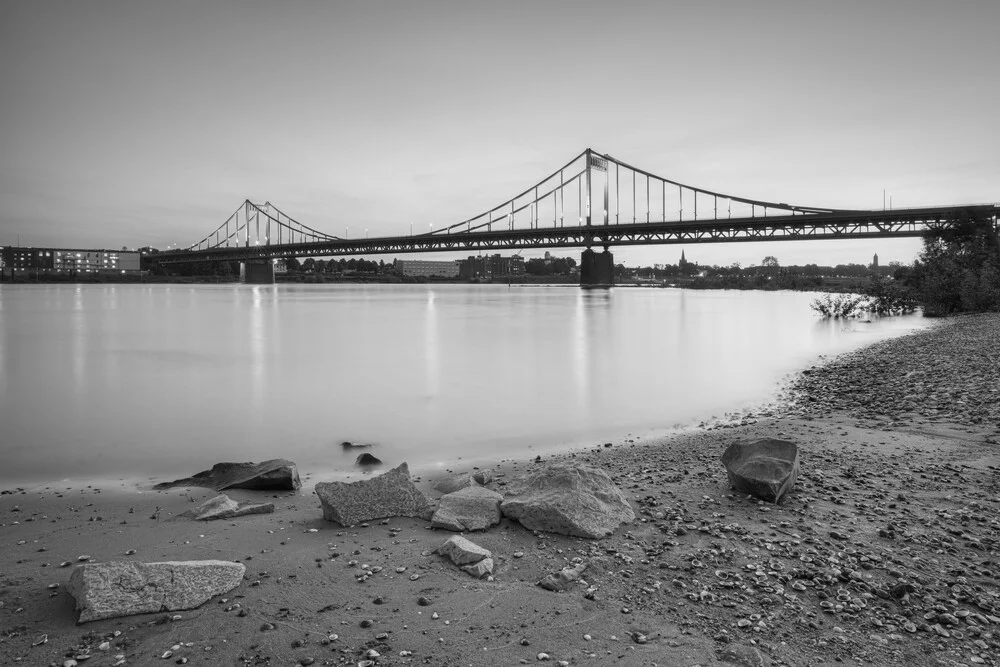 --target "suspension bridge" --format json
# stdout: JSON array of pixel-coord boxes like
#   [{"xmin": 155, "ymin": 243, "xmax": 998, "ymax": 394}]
[{"xmin": 155, "ymin": 149, "xmax": 999, "ymax": 286}]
